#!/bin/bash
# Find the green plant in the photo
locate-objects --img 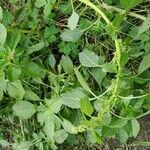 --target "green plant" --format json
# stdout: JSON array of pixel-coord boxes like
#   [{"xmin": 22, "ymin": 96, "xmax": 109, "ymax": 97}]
[{"xmin": 0, "ymin": 0, "xmax": 150, "ymax": 149}]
